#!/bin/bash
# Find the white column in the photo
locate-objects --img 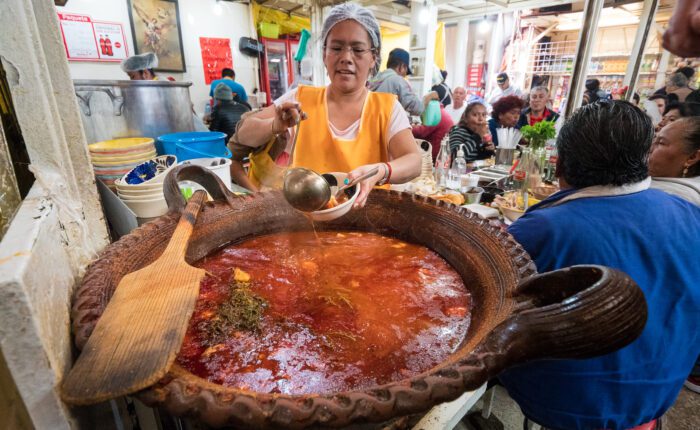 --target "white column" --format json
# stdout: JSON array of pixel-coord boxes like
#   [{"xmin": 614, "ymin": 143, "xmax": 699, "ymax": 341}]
[
  {"xmin": 454, "ymin": 19, "xmax": 469, "ymax": 88},
  {"xmin": 654, "ymin": 49, "xmax": 671, "ymax": 89},
  {"xmin": 485, "ymin": 14, "xmax": 505, "ymax": 95},
  {"xmin": 0, "ymin": 0, "xmax": 110, "ymax": 427},
  {"xmin": 310, "ymin": 0, "xmax": 327, "ymax": 86},
  {"xmin": 408, "ymin": 0, "xmax": 438, "ymax": 95}
]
